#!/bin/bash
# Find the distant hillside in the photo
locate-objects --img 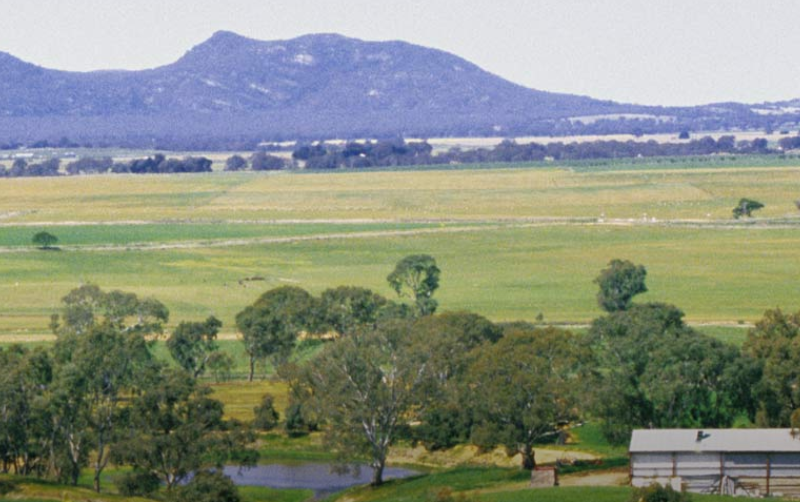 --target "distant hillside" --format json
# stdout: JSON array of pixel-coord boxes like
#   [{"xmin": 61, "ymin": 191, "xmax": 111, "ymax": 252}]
[{"xmin": 0, "ymin": 32, "xmax": 796, "ymax": 149}]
